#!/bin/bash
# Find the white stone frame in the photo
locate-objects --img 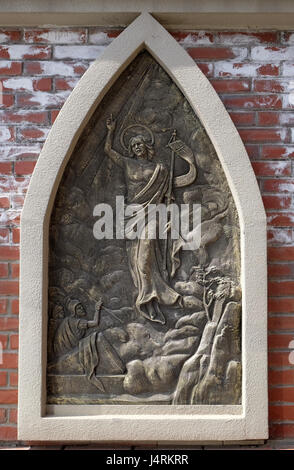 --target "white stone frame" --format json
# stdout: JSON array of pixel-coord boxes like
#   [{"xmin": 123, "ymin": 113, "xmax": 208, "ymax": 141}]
[{"xmin": 18, "ymin": 13, "xmax": 268, "ymax": 443}]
